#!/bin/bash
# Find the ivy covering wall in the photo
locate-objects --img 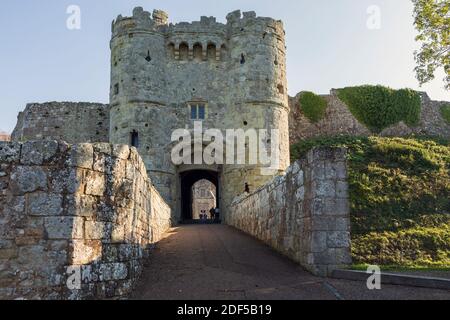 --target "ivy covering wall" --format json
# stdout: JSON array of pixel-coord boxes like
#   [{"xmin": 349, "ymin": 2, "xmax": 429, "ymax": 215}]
[
  {"xmin": 298, "ymin": 91, "xmax": 328, "ymax": 123},
  {"xmin": 336, "ymin": 85, "xmax": 422, "ymax": 133},
  {"xmin": 441, "ymin": 104, "xmax": 450, "ymax": 124}
]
